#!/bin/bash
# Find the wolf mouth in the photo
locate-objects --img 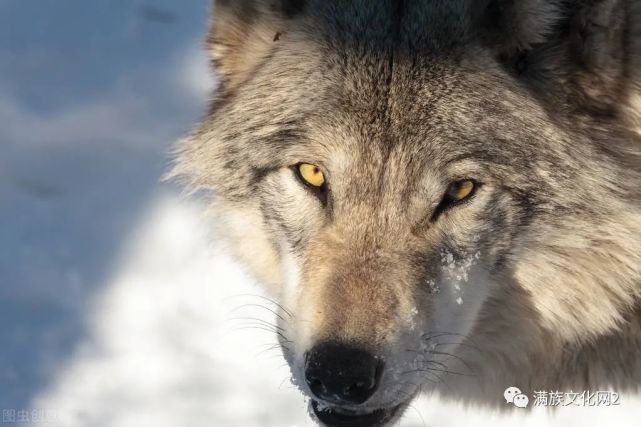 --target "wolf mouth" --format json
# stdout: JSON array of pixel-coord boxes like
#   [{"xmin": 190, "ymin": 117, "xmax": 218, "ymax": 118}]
[{"xmin": 311, "ymin": 400, "xmax": 404, "ymax": 427}]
